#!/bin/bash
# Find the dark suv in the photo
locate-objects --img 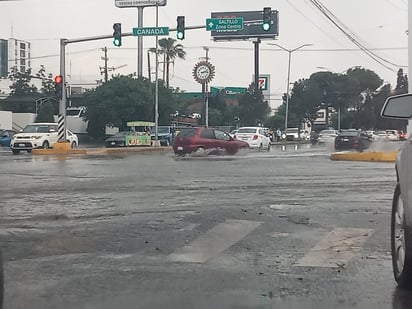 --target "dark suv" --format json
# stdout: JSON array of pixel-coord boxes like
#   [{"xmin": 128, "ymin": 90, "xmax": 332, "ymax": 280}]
[
  {"xmin": 334, "ymin": 130, "xmax": 373, "ymax": 152},
  {"xmin": 173, "ymin": 127, "xmax": 249, "ymax": 156}
]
